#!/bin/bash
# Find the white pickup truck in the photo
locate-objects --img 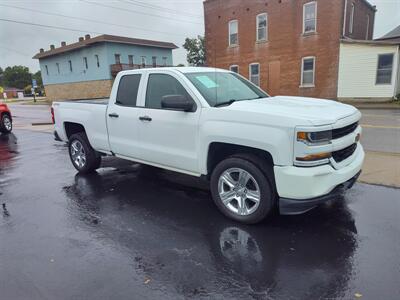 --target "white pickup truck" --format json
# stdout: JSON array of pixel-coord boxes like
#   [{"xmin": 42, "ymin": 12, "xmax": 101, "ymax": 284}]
[{"xmin": 52, "ymin": 67, "xmax": 364, "ymax": 224}]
